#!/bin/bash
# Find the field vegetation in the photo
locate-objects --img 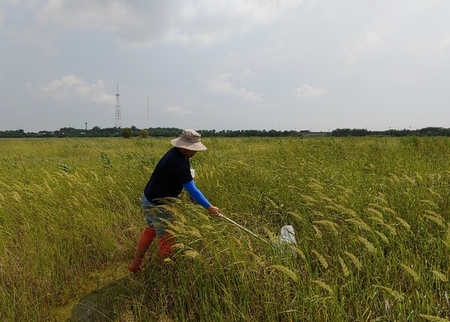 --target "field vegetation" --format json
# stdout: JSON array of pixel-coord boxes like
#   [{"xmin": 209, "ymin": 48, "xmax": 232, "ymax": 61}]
[{"xmin": 1, "ymin": 136, "xmax": 450, "ymax": 321}]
